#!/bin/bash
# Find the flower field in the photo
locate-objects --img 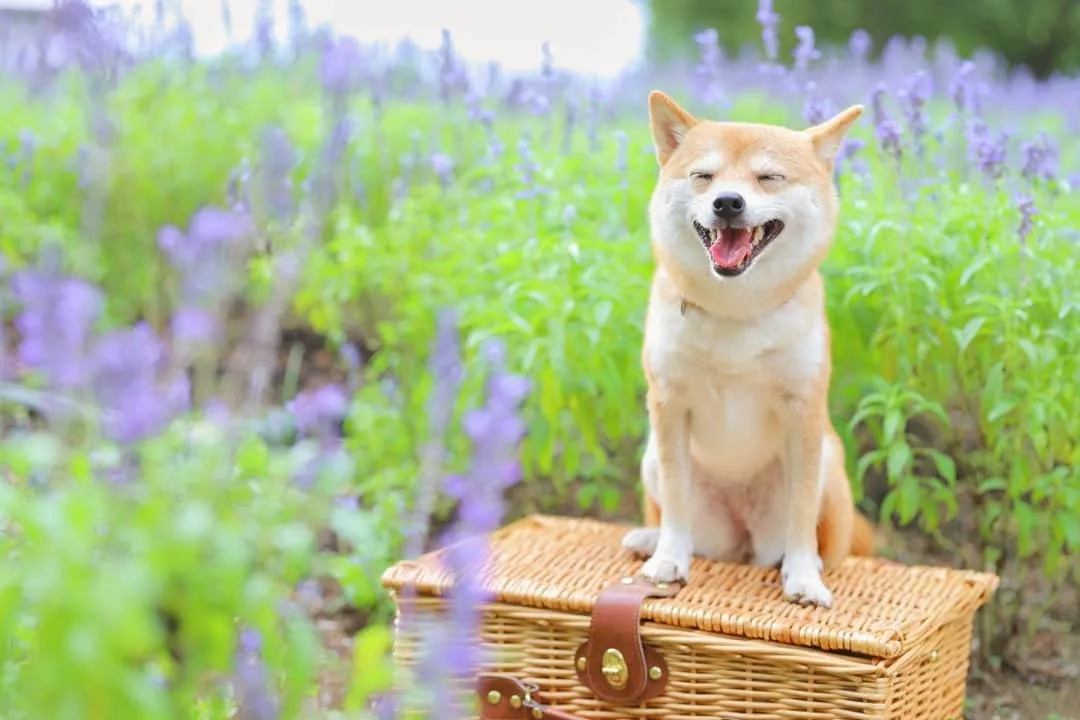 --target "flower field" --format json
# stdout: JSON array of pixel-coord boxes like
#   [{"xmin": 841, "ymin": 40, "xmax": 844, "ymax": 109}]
[{"xmin": 0, "ymin": 2, "xmax": 1077, "ymax": 718}]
